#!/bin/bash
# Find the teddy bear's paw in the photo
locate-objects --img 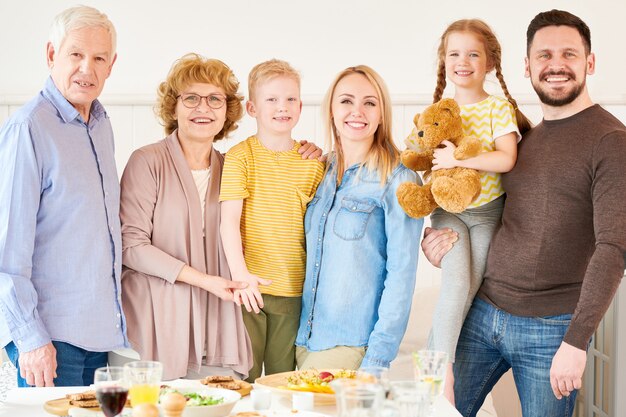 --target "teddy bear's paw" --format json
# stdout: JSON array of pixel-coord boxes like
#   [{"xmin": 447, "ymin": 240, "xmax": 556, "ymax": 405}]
[
  {"xmin": 401, "ymin": 150, "xmax": 433, "ymax": 172},
  {"xmin": 431, "ymin": 177, "xmax": 476, "ymax": 213},
  {"xmin": 396, "ymin": 182, "xmax": 437, "ymax": 219}
]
